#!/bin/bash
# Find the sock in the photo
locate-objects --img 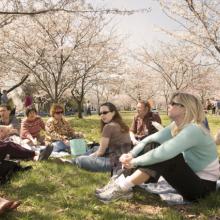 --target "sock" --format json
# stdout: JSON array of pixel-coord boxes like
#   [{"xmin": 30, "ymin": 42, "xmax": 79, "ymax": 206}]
[
  {"xmin": 115, "ymin": 174, "xmax": 125, "ymax": 184},
  {"xmin": 118, "ymin": 176, "xmax": 135, "ymax": 191}
]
